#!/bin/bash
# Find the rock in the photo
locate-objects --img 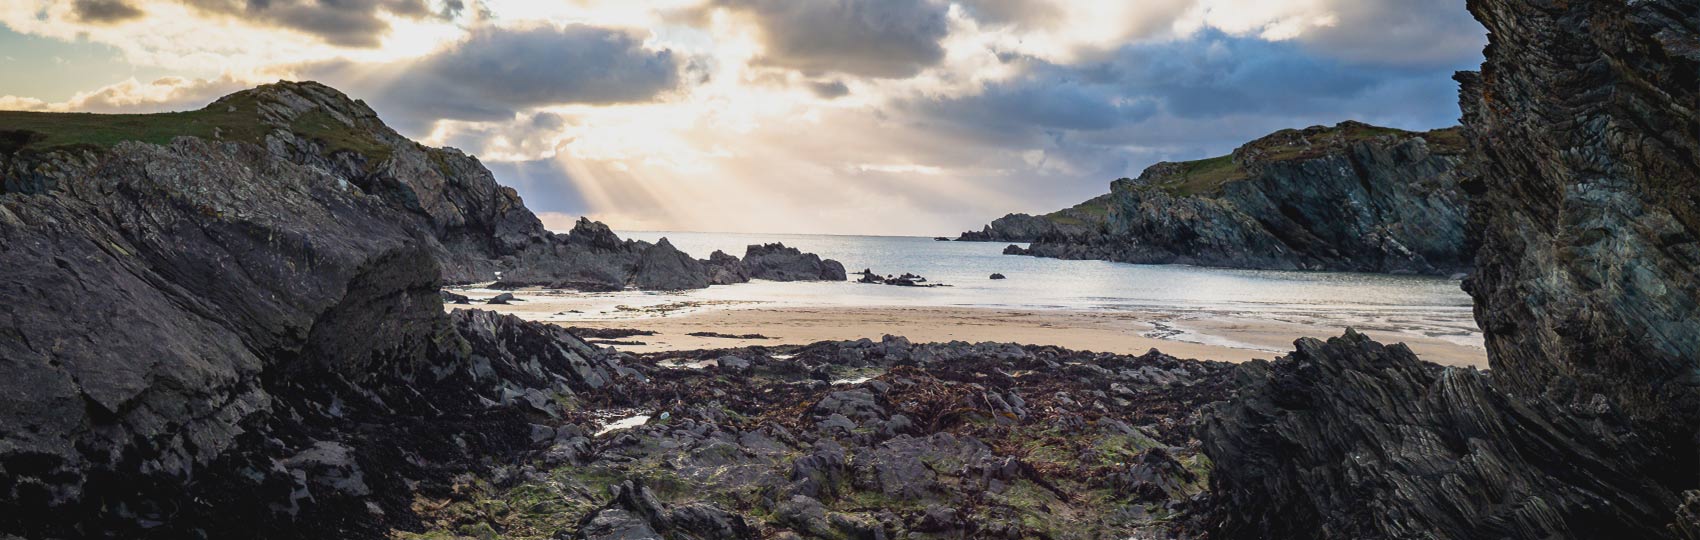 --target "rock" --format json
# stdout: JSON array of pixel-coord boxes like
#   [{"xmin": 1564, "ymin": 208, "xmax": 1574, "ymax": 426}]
[
  {"xmin": 716, "ymin": 356, "xmax": 750, "ymax": 372},
  {"xmin": 488, "ymin": 292, "xmax": 516, "ymax": 305},
  {"xmin": 632, "ymin": 238, "xmax": 710, "ymax": 290},
  {"xmin": 1006, "ymin": 122, "xmax": 1469, "ymax": 275},
  {"xmin": 740, "ymin": 243, "xmax": 847, "ymax": 281},
  {"xmin": 574, "ymin": 509, "xmax": 661, "ymax": 540},
  {"xmin": 989, "ymin": 273, "xmax": 1006, "ymax": 280},
  {"xmin": 700, "ymin": 250, "xmax": 750, "ymax": 285},
  {"xmin": 441, "ymin": 289, "xmax": 472, "ymax": 304},
  {"xmin": 957, "ymin": 196, "xmax": 1109, "ymax": 242},
  {"xmin": 1205, "ymin": 1, "xmax": 1700, "ymax": 536},
  {"xmin": 1202, "ymin": 330, "xmax": 1676, "ymax": 538},
  {"xmin": 0, "ymin": 81, "xmax": 643, "ymax": 538}
]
